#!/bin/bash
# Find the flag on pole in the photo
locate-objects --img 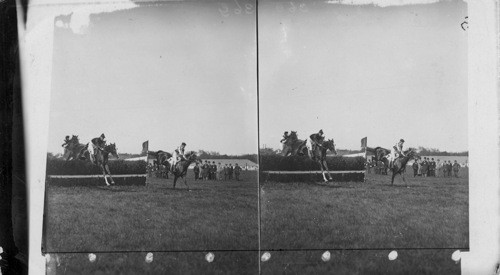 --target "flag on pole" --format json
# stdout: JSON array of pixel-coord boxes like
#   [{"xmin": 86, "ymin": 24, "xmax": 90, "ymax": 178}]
[
  {"xmin": 141, "ymin": 140, "xmax": 149, "ymax": 156},
  {"xmin": 361, "ymin": 137, "xmax": 367, "ymax": 149}
]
